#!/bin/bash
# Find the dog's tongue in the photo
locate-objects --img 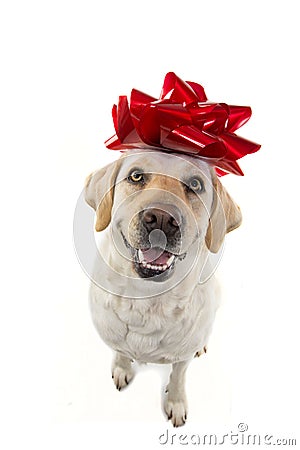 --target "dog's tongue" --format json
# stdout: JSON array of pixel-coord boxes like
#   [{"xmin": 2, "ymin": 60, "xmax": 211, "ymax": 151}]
[{"xmin": 142, "ymin": 248, "xmax": 171, "ymax": 264}]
